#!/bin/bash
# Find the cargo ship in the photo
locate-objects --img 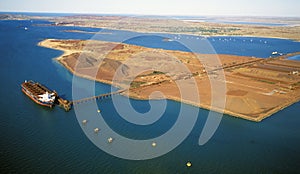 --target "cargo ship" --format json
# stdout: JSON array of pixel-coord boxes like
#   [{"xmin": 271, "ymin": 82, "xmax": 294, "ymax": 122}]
[{"xmin": 21, "ymin": 80, "xmax": 57, "ymax": 108}]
